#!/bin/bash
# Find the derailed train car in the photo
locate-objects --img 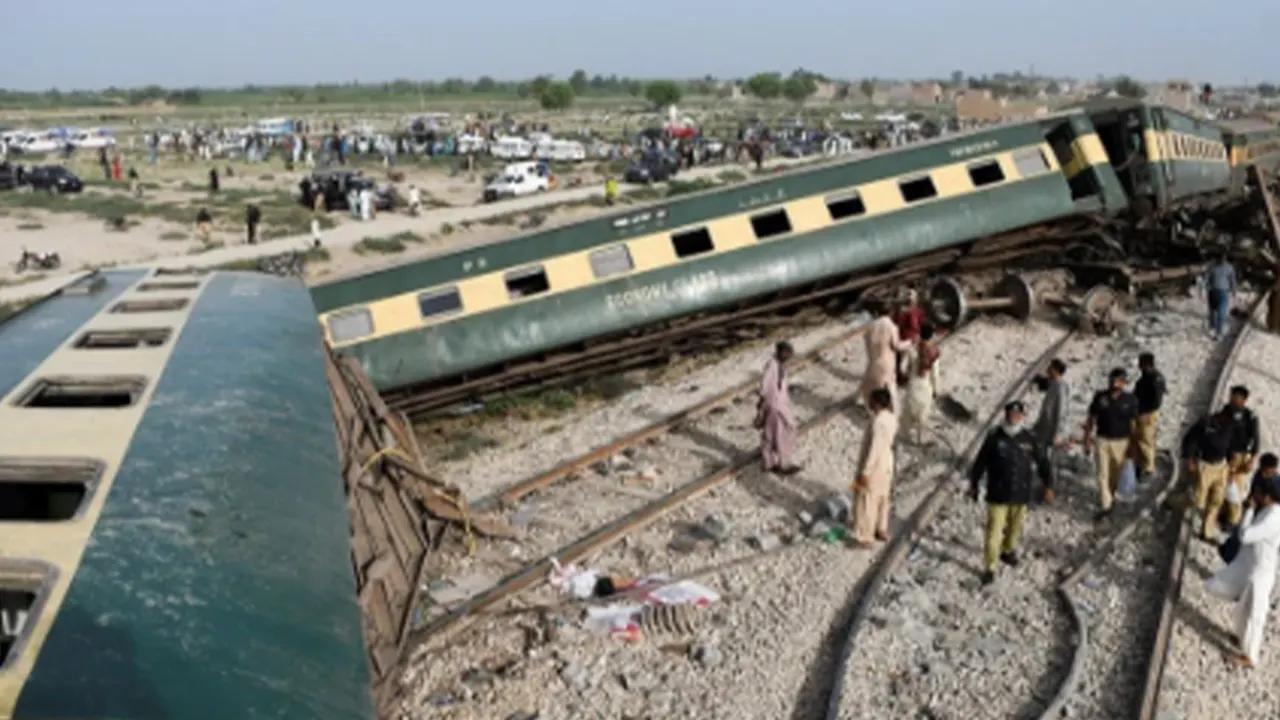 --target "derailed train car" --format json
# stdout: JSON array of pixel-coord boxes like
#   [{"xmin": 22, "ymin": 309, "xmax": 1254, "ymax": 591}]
[
  {"xmin": 0, "ymin": 271, "xmax": 372, "ymax": 719},
  {"xmin": 311, "ymin": 100, "xmax": 1276, "ymax": 397}
]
